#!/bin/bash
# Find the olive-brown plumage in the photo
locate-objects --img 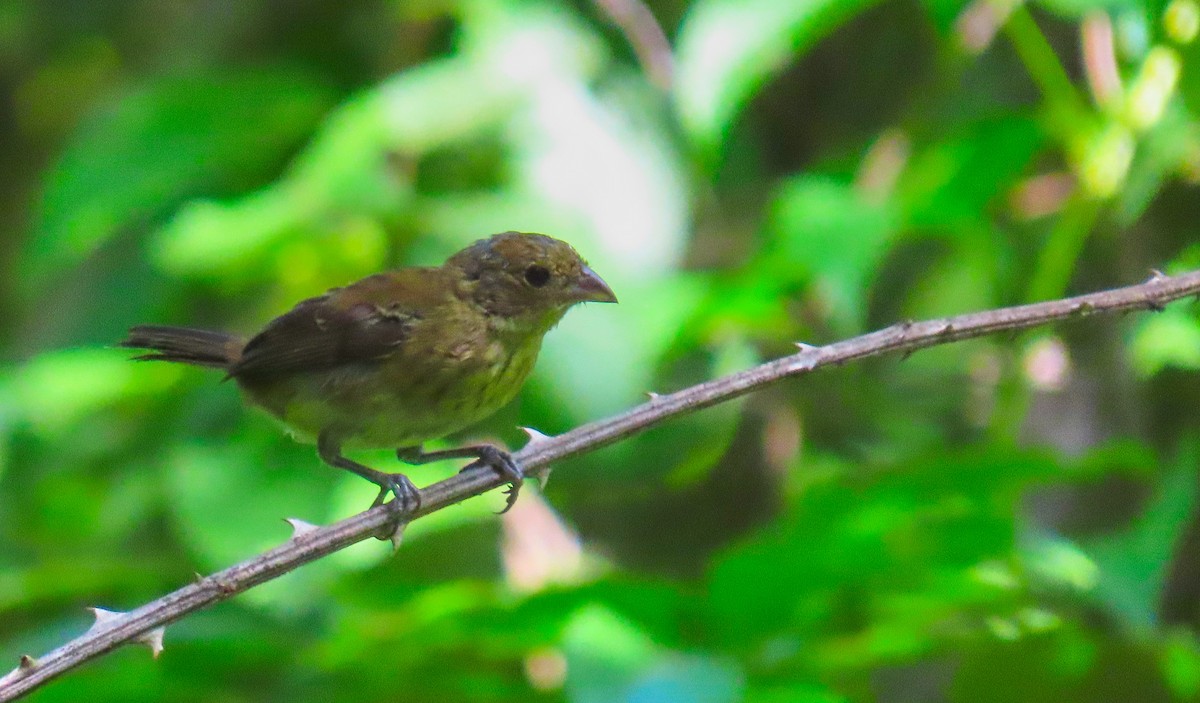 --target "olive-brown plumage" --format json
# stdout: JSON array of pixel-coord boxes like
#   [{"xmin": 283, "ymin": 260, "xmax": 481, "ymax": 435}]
[{"xmin": 122, "ymin": 232, "xmax": 616, "ymax": 515}]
